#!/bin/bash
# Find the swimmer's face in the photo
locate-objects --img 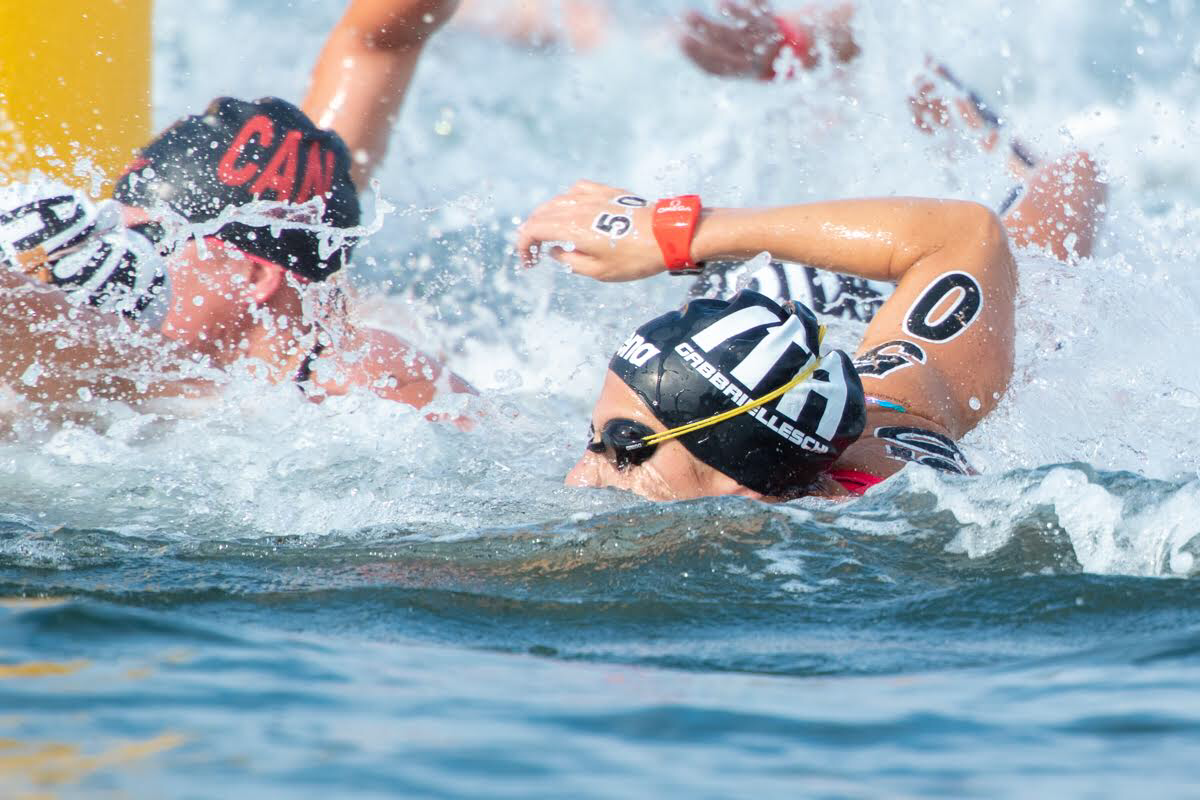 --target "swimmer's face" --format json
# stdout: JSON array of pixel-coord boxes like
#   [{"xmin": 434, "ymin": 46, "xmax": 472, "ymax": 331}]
[
  {"xmin": 119, "ymin": 204, "xmax": 291, "ymax": 352},
  {"xmin": 160, "ymin": 239, "xmax": 264, "ymax": 349},
  {"xmin": 566, "ymin": 370, "xmax": 766, "ymax": 502}
]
